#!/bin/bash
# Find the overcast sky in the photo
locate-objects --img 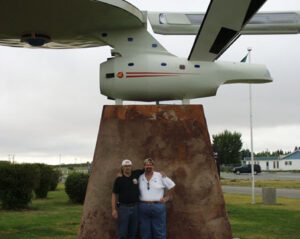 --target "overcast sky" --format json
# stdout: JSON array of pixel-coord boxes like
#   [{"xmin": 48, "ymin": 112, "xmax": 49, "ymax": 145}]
[{"xmin": 0, "ymin": 0, "xmax": 299, "ymax": 165}]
